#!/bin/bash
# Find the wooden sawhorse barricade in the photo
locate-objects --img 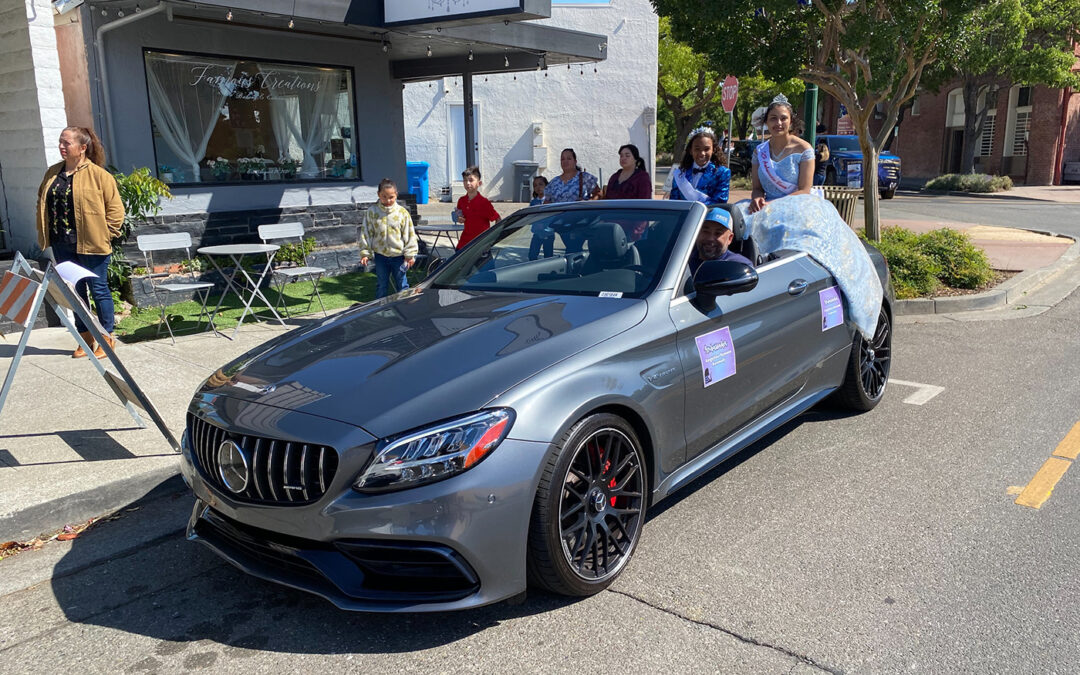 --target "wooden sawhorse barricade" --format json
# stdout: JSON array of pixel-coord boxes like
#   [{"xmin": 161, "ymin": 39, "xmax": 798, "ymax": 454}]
[{"xmin": 0, "ymin": 252, "xmax": 179, "ymax": 451}]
